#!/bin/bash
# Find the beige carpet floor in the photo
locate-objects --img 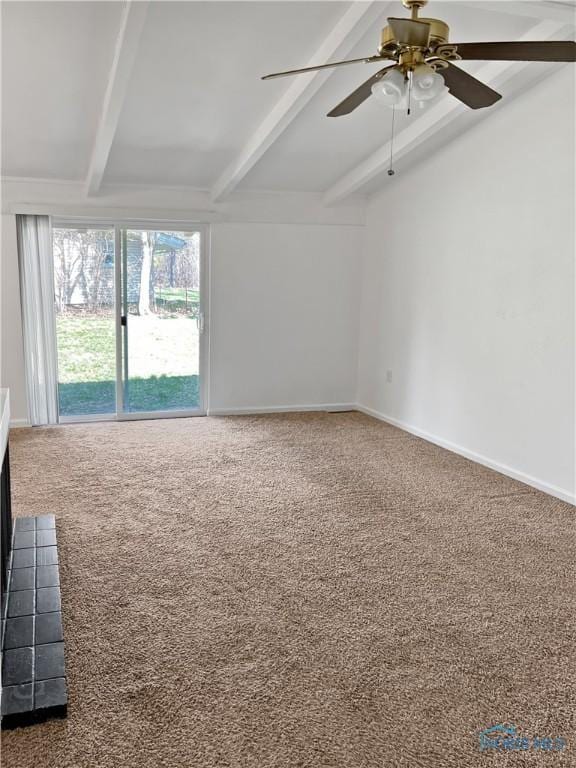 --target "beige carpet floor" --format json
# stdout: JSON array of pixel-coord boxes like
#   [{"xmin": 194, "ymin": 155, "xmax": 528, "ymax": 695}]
[{"xmin": 1, "ymin": 412, "xmax": 574, "ymax": 767}]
